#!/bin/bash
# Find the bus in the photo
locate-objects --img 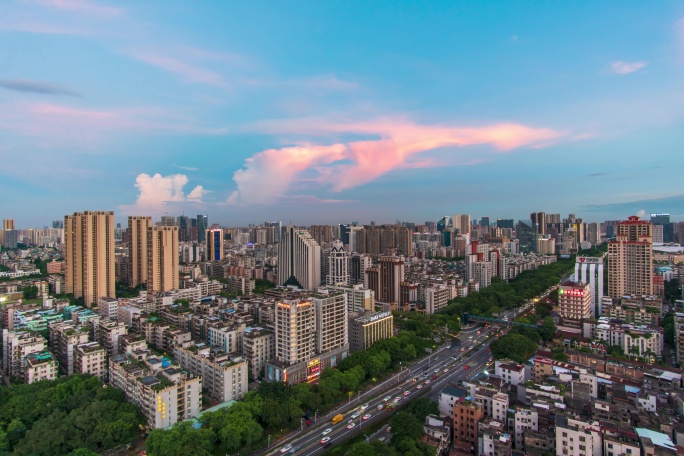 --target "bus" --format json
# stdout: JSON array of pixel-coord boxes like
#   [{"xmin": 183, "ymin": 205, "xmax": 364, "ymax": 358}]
[{"xmin": 332, "ymin": 414, "xmax": 344, "ymax": 424}]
